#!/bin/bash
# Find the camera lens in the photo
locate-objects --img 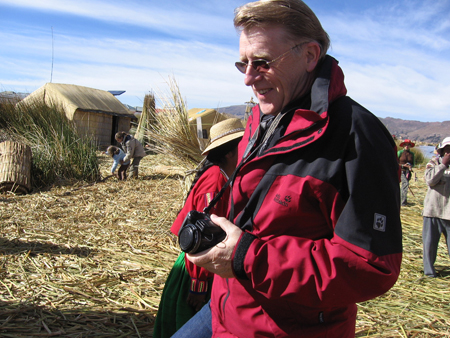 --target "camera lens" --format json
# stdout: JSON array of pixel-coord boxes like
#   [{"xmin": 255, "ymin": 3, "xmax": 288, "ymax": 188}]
[{"xmin": 178, "ymin": 224, "xmax": 201, "ymax": 253}]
